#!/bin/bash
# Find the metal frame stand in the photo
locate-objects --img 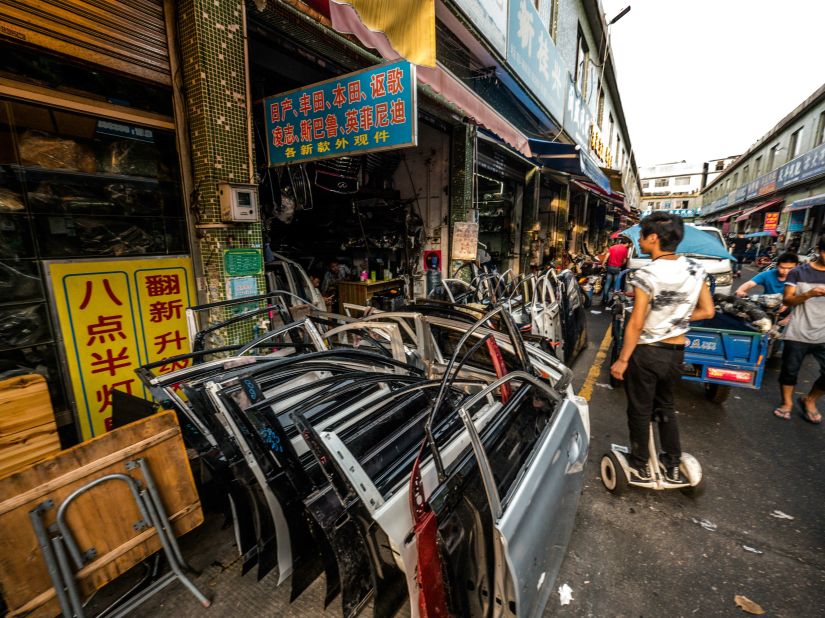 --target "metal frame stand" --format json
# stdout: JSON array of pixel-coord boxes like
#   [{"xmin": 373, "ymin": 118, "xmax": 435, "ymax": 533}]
[{"xmin": 29, "ymin": 457, "xmax": 210, "ymax": 617}]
